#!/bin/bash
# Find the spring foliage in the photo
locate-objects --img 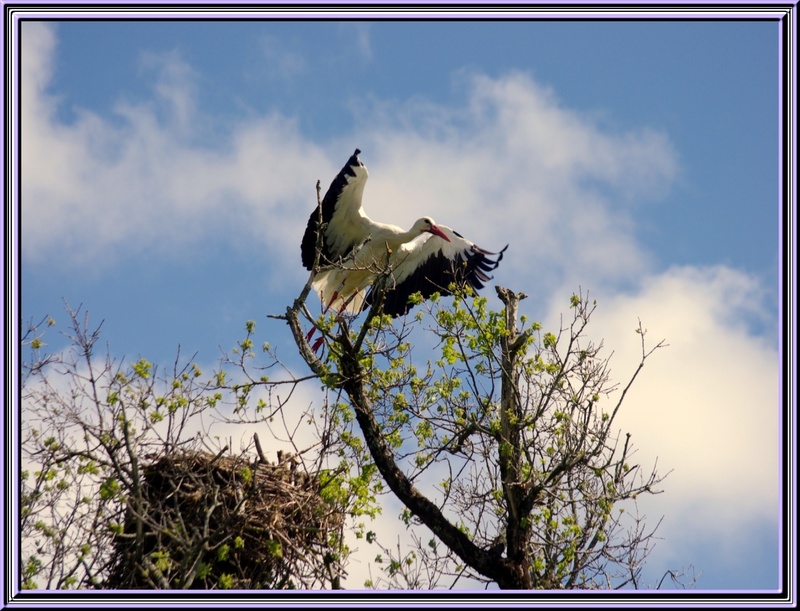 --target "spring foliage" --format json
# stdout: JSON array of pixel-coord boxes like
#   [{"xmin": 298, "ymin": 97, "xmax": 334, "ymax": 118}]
[{"xmin": 286, "ymin": 281, "xmax": 669, "ymax": 589}]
